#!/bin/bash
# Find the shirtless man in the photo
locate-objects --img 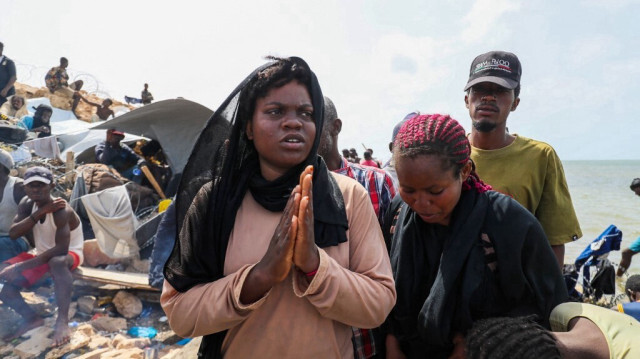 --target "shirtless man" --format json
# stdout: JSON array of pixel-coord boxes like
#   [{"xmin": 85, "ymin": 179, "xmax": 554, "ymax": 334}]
[
  {"xmin": 81, "ymin": 97, "xmax": 114, "ymax": 121},
  {"xmin": 0, "ymin": 166, "xmax": 84, "ymax": 346}
]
